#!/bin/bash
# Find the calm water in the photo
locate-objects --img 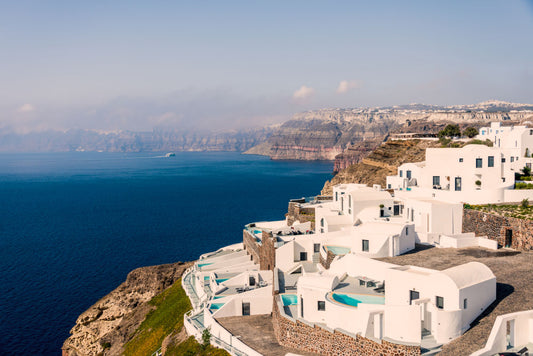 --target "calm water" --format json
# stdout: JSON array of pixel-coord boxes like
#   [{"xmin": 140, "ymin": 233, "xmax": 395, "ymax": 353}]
[{"xmin": 0, "ymin": 151, "xmax": 332, "ymax": 355}]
